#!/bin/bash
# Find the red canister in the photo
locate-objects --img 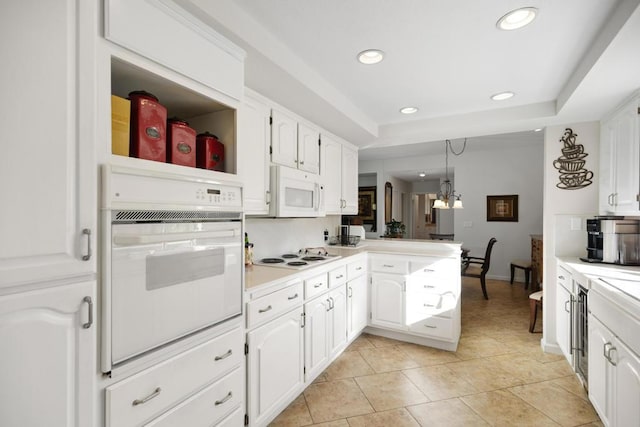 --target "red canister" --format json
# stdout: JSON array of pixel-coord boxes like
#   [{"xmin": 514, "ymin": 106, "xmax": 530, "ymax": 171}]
[
  {"xmin": 128, "ymin": 91, "xmax": 167, "ymax": 162},
  {"xmin": 166, "ymin": 118, "xmax": 196, "ymax": 167},
  {"xmin": 196, "ymin": 132, "xmax": 225, "ymax": 172}
]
